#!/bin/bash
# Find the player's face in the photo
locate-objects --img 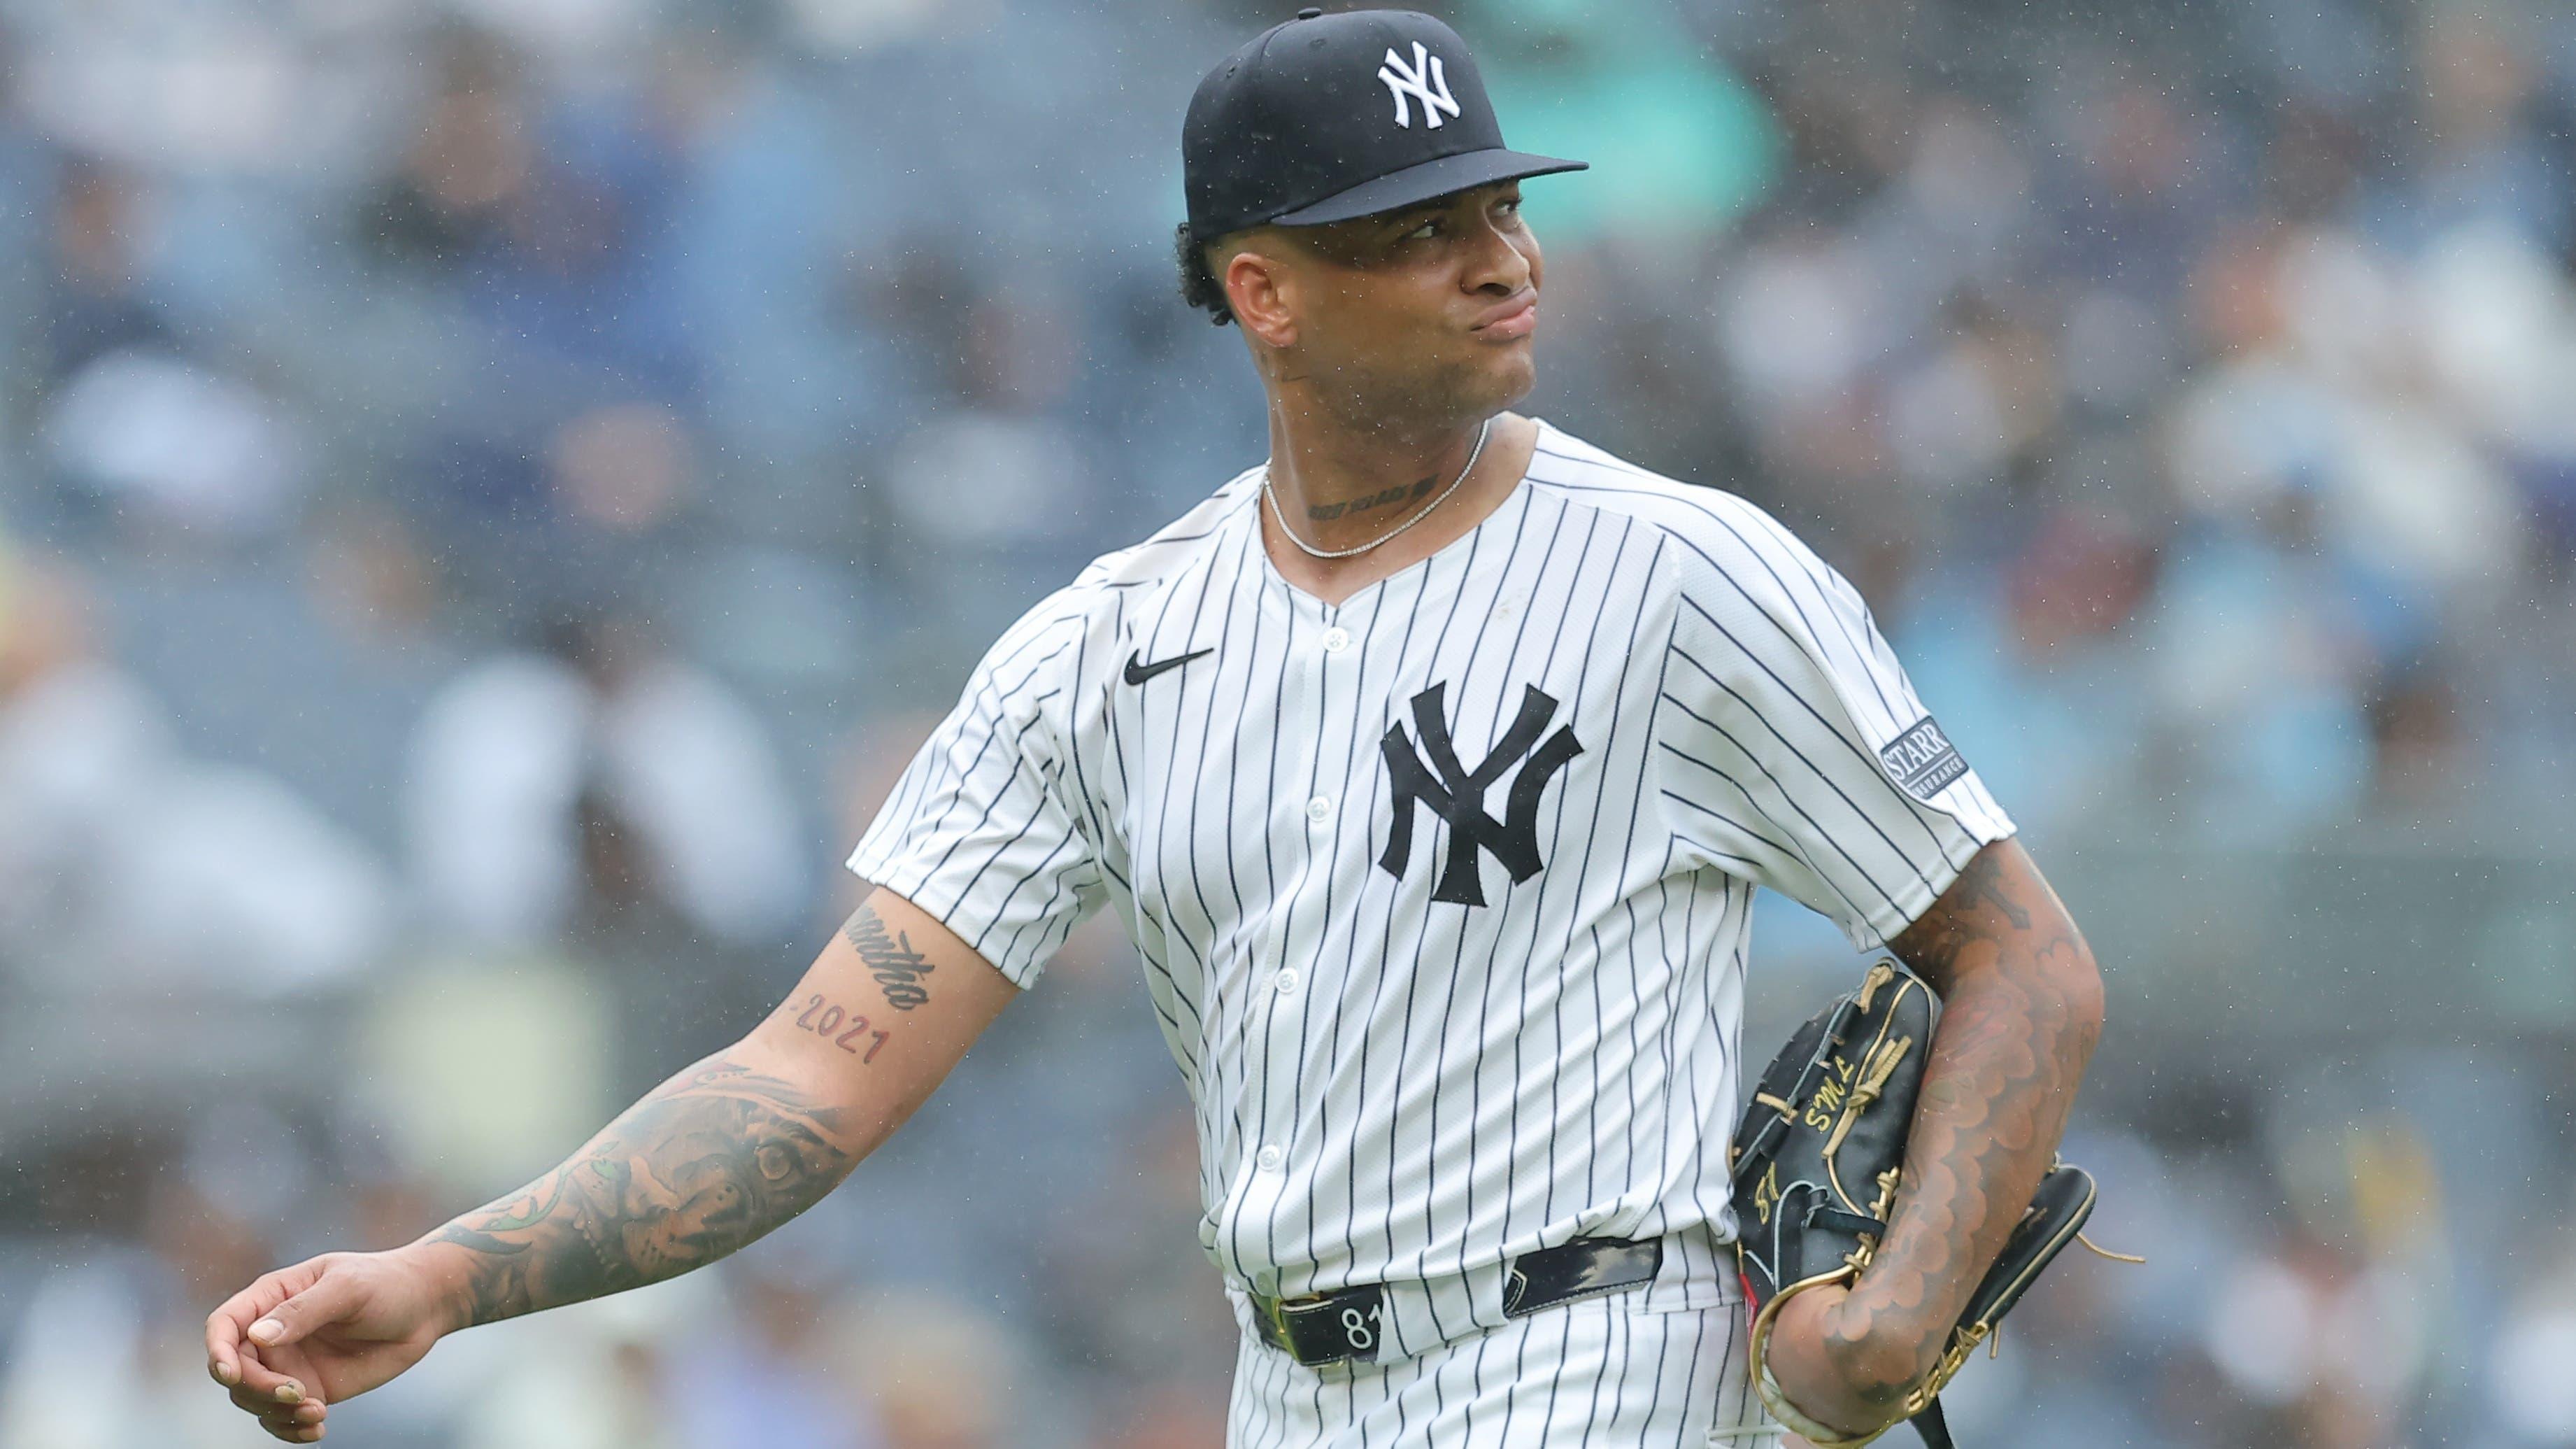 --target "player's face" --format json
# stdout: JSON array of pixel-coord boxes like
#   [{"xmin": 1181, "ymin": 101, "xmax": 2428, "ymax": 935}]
[{"xmin": 1279, "ymin": 182, "xmax": 1544, "ymax": 423}]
